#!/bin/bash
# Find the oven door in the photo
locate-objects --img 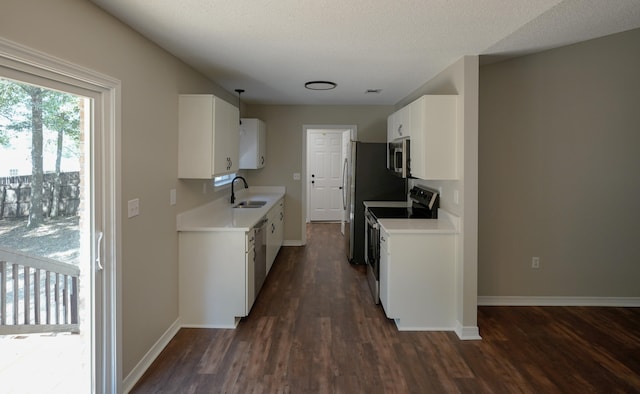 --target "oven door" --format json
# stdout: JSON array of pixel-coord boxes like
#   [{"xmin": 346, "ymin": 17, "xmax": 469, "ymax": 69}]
[{"xmin": 365, "ymin": 210, "xmax": 381, "ymax": 304}]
